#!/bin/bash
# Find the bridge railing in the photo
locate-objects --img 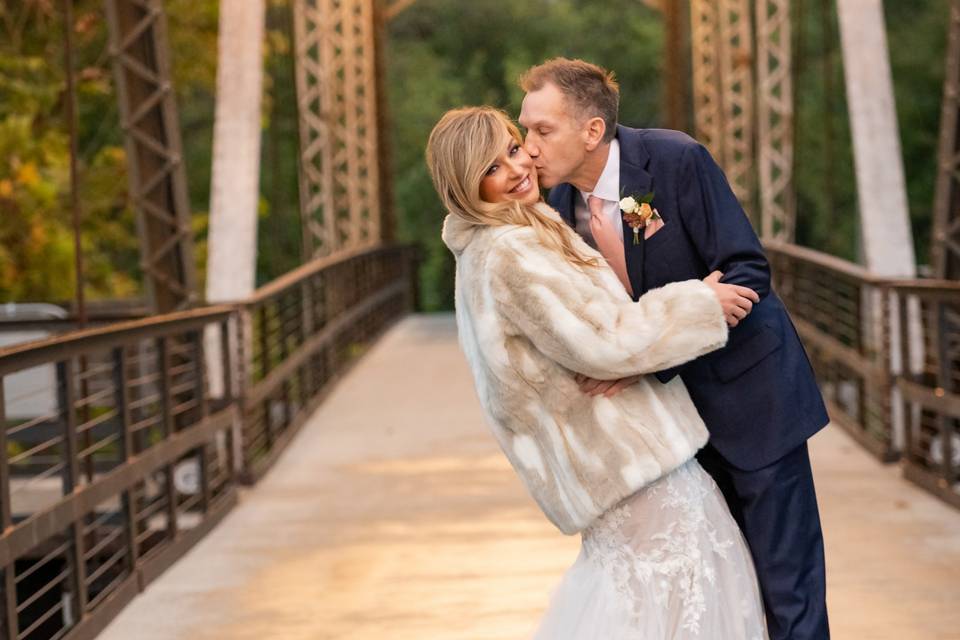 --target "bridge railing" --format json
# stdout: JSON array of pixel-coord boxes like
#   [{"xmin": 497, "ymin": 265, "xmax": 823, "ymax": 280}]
[
  {"xmin": 0, "ymin": 244, "xmax": 417, "ymax": 640},
  {"xmin": 238, "ymin": 245, "xmax": 418, "ymax": 482},
  {"xmin": 767, "ymin": 241, "xmax": 960, "ymax": 508},
  {"xmin": 766, "ymin": 241, "xmax": 896, "ymax": 459},
  {"xmin": 888, "ymin": 280, "xmax": 960, "ymax": 509},
  {"xmin": 0, "ymin": 307, "xmax": 239, "ymax": 640}
]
